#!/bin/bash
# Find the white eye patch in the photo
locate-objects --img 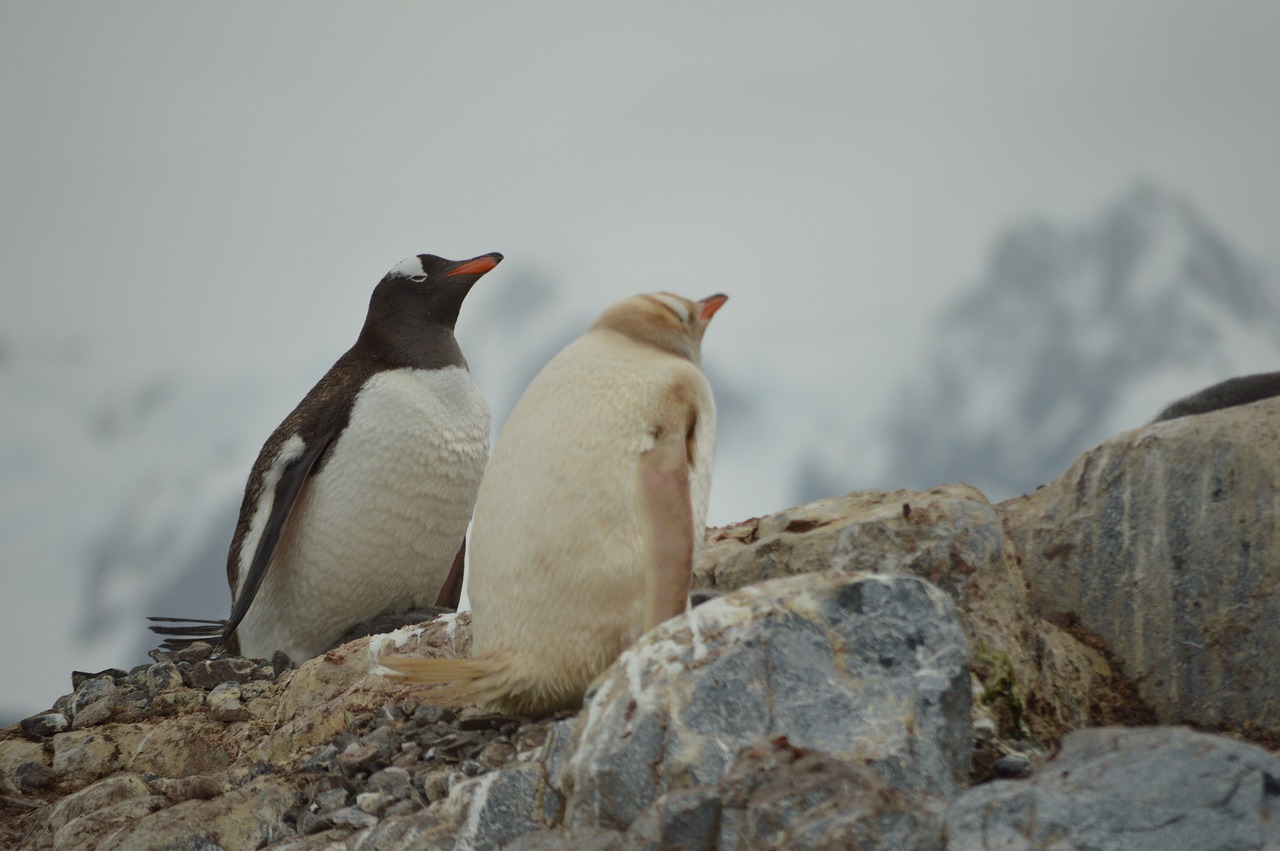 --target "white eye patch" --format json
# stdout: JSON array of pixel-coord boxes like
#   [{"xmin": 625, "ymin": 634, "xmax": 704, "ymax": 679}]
[
  {"xmin": 387, "ymin": 255, "xmax": 427, "ymax": 279},
  {"xmin": 649, "ymin": 293, "xmax": 692, "ymax": 322}
]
